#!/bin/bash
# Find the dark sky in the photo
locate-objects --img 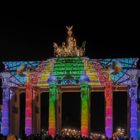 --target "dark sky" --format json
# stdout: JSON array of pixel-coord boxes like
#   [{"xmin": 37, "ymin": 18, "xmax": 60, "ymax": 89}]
[{"xmin": 0, "ymin": 14, "xmax": 139, "ymax": 61}]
